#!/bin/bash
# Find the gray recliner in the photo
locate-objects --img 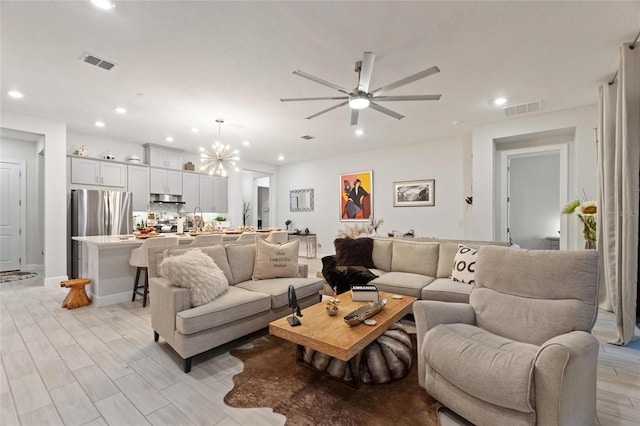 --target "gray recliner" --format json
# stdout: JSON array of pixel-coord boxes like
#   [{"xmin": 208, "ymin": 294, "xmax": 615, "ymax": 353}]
[{"xmin": 413, "ymin": 246, "xmax": 599, "ymax": 426}]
